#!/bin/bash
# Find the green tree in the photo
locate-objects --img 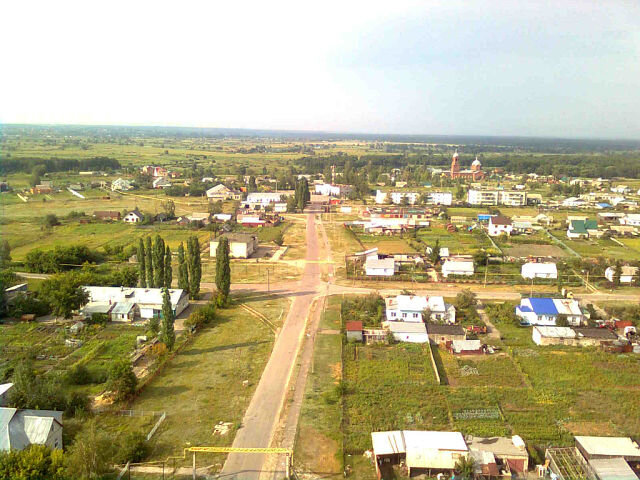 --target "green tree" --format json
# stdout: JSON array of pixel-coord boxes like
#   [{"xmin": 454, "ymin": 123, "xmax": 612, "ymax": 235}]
[
  {"xmin": 153, "ymin": 235, "xmax": 165, "ymax": 288},
  {"xmin": 248, "ymin": 175, "xmax": 257, "ymax": 192},
  {"xmin": 455, "ymin": 288, "xmax": 477, "ymax": 310},
  {"xmin": 454, "ymin": 455, "xmax": 476, "ymax": 480},
  {"xmin": 162, "ymin": 199, "xmax": 175, "ymax": 218},
  {"xmin": 0, "ymin": 445, "xmax": 66, "ymax": 480},
  {"xmin": 164, "ymin": 246, "xmax": 172, "ymax": 288},
  {"xmin": 177, "ymin": 242, "xmax": 189, "ymax": 293},
  {"xmin": 612, "ymin": 261, "xmax": 621, "ymax": 288},
  {"xmin": 40, "ymin": 274, "xmax": 89, "ymax": 319},
  {"xmin": 145, "ymin": 236, "xmax": 154, "ymax": 288},
  {"xmin": 428, "ymin": 239, "xmax": 441, "ymax": 265},
  {"xmin": 106, "ymin": 359, "xmax": 137, "ymax": 401},
  {"xmin": 160, "ymin": 288, "xmax": 175, "ymax": 351},
  {"xmin": 137, "ymin": 237, "xmax": 146, "ymax": 288},
  {"xmin": 215, "ymin": 237, "xmax": 231, "ymax": 305},
  {"xmin": 0, "ymin": 240, "xmax": 11, "ymax": 265},
  {"xmin": 65, "ymin": 420, "xmax": 113, "ymax": 480},
  {"xmin": 187, "ymin": 236, "xmax": 201, "ymax": 299},
  {"xmin": 42, "ymin": 213, "xmax": 60, "ymax": 228},
  {"xmin": 29, "ymin": 165, "xmax": 46, "ymax": 187}
]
